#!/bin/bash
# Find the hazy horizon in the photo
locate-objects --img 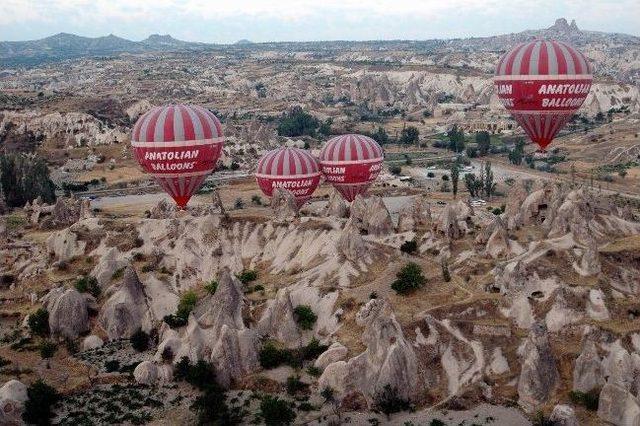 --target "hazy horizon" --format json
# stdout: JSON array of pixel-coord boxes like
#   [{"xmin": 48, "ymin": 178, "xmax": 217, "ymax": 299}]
[{"xmin": 1, "ymin": 0, "xmax": 639, "ymax": 43}]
